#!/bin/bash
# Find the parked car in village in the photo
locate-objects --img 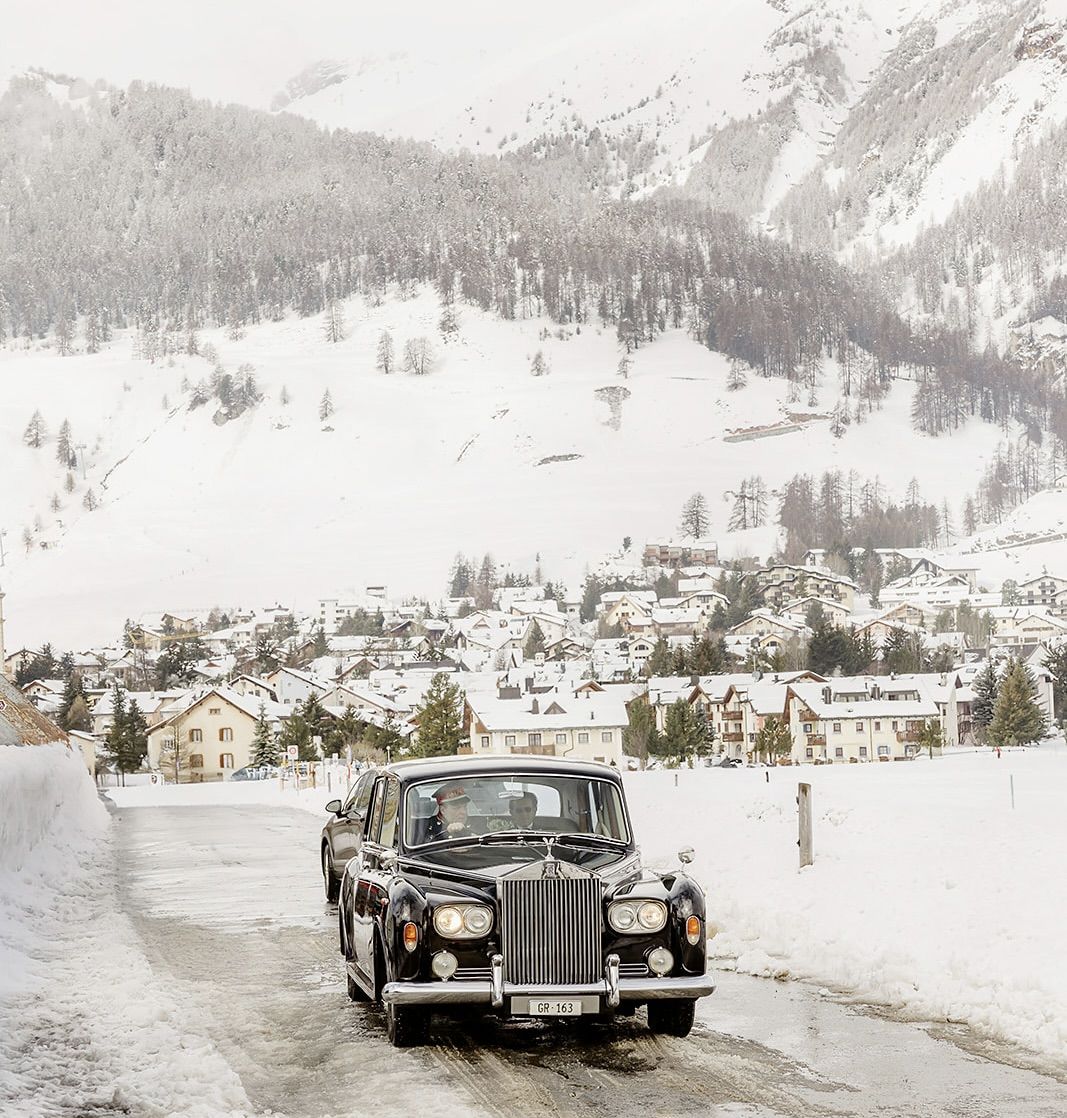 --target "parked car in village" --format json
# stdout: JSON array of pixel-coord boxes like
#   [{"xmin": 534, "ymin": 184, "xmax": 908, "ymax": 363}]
[
  {"xmin": 228, "ymin": 764, "xmax": 280, "ymax": 781},
  {"xmin": 331, "ymin": 755, "xmax": 714, "ymax": 1046},
  {"xmin": 321, "ymin": 766, "xmax": 378, "ymax": 901}
]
